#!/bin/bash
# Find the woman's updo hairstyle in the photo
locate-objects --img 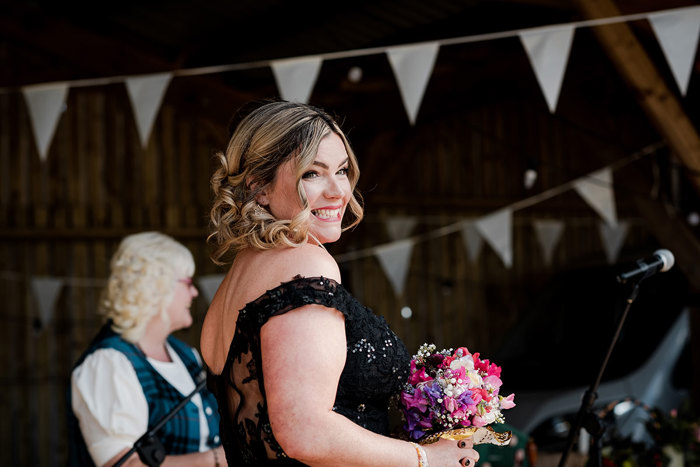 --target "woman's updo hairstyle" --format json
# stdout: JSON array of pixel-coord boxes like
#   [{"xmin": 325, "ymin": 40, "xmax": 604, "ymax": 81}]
[{"xmin": 208, "ymin": 100, "xmax": 363, "ymax": 264}]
